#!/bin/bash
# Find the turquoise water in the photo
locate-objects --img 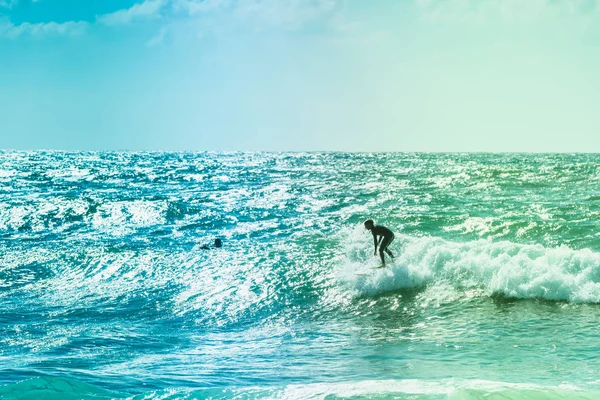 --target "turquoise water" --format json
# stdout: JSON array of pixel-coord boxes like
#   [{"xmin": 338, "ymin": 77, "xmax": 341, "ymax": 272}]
[{"xmin": 2, "ymin": 152, "xmax": 600, "ymax": 399}]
